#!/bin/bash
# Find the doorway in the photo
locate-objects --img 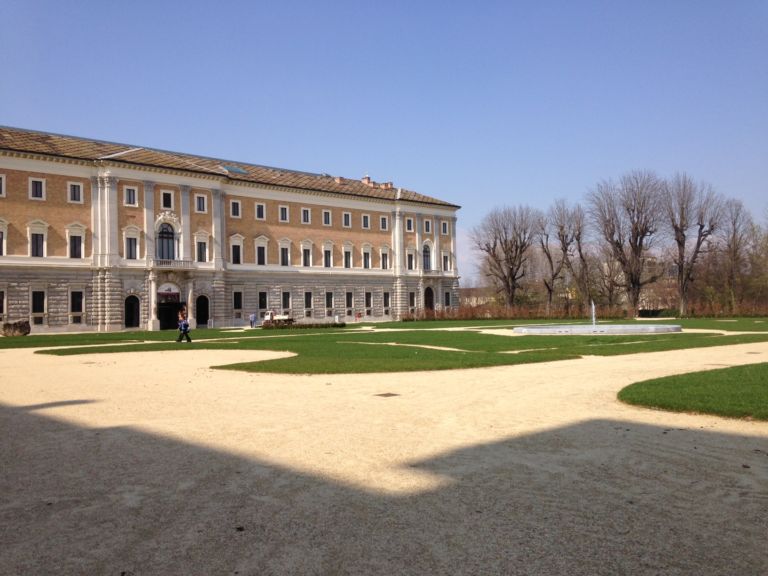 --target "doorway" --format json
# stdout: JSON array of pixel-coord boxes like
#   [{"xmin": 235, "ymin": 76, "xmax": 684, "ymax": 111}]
[
  {"xmin": 196, "ymin": 295, "xmax": 209, "ymax": 328},
  {"xmin": 124, "ymin": 296, "xmax": 140, "ymax": 328},
  {"xmin": 424, "ymin": 287, "xmax": 435, "ymax": 311}
]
